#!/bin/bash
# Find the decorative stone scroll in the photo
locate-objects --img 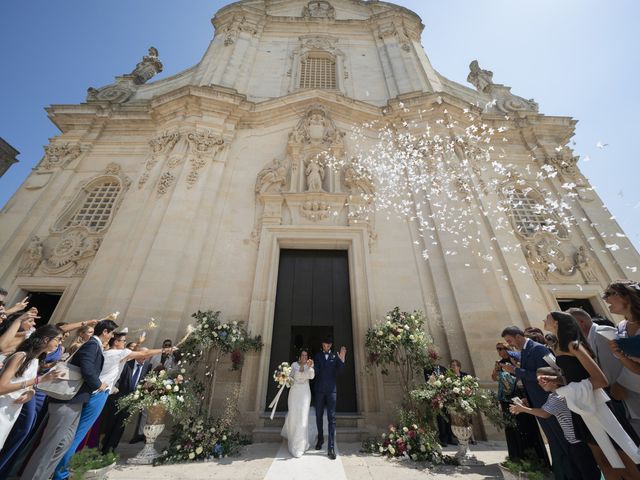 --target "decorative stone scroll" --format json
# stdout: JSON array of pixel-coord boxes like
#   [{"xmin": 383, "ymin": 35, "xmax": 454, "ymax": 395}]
[
  {"xmin": 378, "ymin": 22, "xmax": 412, "ymax": 52},
  {"xmin": 222, "ymin": 15, "xmax": 258, "ymax": 46},
  {"xmin": 17, "ymin": 236, "xmax": 44, "ymax": 276},
  {"xmin": 139, "ymin": 131, "xmax": 181, "ymax": 188},
  {"xmin": 467, "ymin": 60, "xmax": 538, "ymax": 114},
  {"xmin": 255, "ymin": 158, "xmax": 289, "ymax": 194},
  {"xmin": 574, "ymin": 246, "xmax": 598, "ymax": 283},
  {"xmin": 39, "ymin": 143, "xmax": 82, "ymax": 170},
  {"xmin": 157, "ymin": 171, "xmax": 175, "ymax": 195},
  {"xmin": 522, "ymin": 232, "xmax": 580, "ymax": 283},
  {"xmin": 86, "ymin": 47, "xmax": 163, "ymax": 103}
]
